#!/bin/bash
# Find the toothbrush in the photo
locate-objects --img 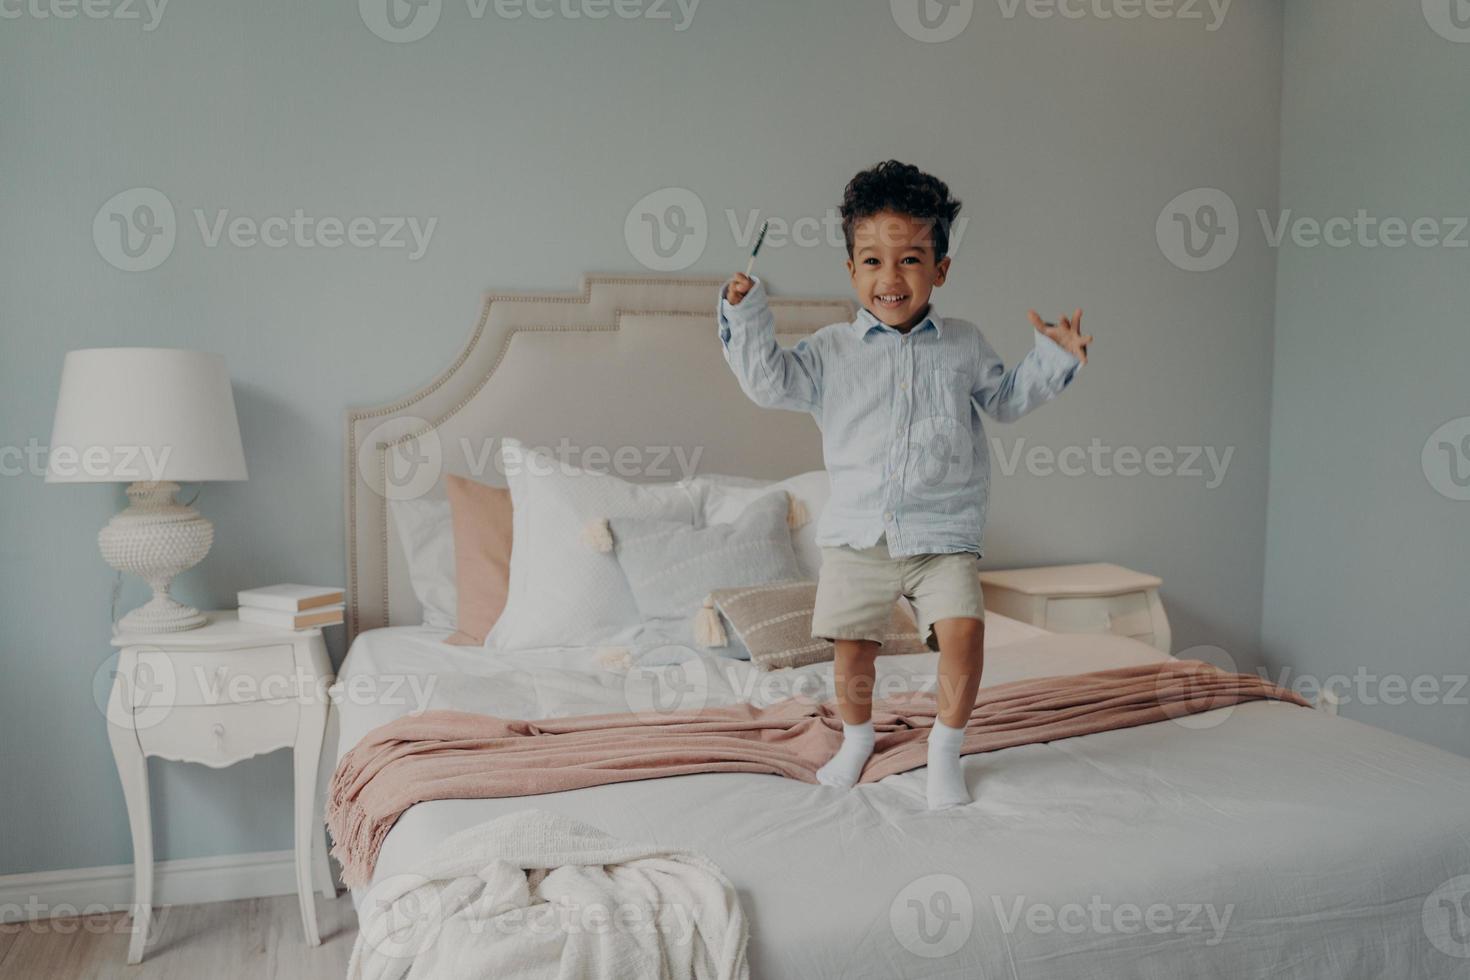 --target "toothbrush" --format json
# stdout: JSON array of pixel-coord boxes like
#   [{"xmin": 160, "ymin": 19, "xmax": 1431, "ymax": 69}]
[{"xmin": 744, "ymin": 220, "xmax": 770, "ymax": 278}]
